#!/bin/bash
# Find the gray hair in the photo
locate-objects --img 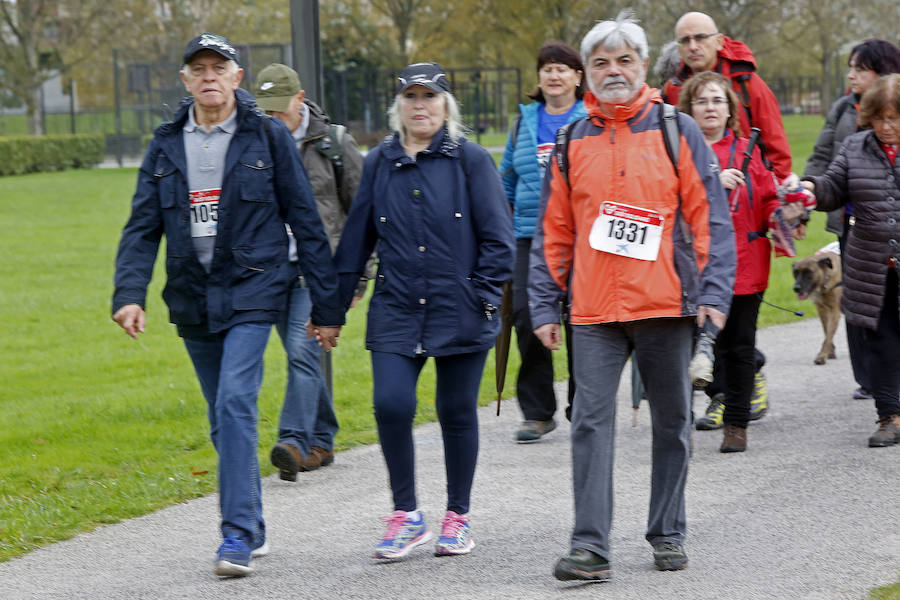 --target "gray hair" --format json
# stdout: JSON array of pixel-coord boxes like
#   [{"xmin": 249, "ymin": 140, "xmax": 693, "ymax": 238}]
[
  {"xmin": 580, "ymin": 9, "xmax": 649, "ymax": 63},
  {"xmin": 653, "ymin": 41, "xmax": 681, "ymax": 86},
  {"xmin": 387, "ymin": 91, "xmax": 465, "ymax": 145}
]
